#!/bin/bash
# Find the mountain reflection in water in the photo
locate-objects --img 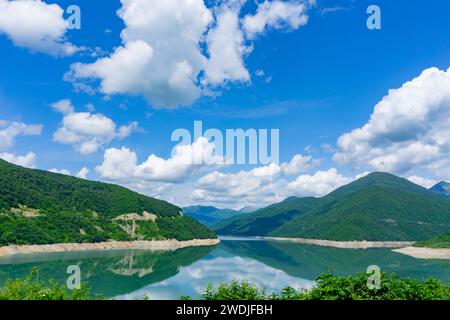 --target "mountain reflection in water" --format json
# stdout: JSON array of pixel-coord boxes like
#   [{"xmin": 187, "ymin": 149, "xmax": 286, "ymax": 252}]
[{"xmin": 0, "ymin": 238, "xmax": 448, "ymax": 299}]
